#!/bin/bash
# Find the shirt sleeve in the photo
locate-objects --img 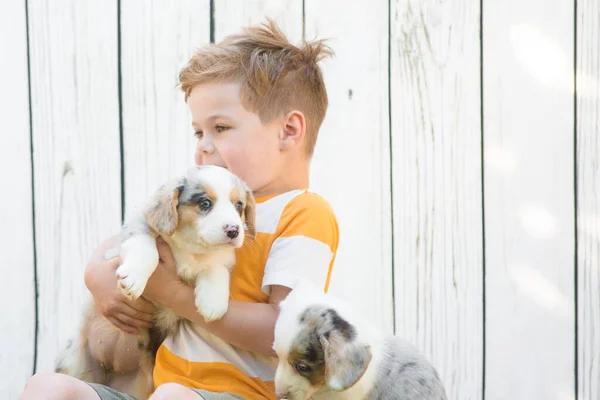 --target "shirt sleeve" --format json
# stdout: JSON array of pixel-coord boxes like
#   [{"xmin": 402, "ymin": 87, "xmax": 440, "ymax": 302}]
[{"xmin": 261, "ymin": 192, "xmax": 339, "ymax": 295}]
